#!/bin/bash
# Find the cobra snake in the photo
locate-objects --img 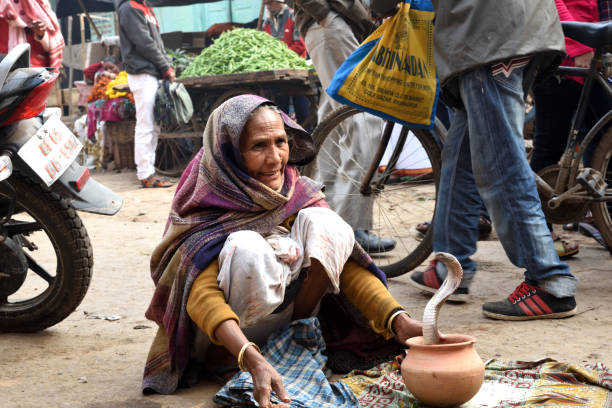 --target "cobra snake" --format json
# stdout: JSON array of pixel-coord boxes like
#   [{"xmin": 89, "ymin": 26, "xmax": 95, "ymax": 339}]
[{"xmin": 422, "ymin": 252, "xmax": 463, "ymax": 345}]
